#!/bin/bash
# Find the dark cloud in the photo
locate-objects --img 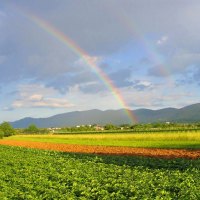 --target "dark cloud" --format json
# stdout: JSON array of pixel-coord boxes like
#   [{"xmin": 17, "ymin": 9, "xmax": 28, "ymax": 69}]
[
  {"xmin": 132, "ymin": 80, "xmax": 154, "ymax": 91},
  {"xmin": 192, "ymin": 67, "xmax": 200, "ymax": 85},
  {"xmin": 148, "ymin": 65, "xmax": 169, "ymax": 77},
  {"xmin": 45, "ymin": 70, "xmax": 99, "ymax": 94},
  {"xmin": 109, "ymin": 68, "xmax": 133, "ymax": 87},
  {"xmin": 1, "ymin": 1, "xmax": 200, "ymax": 83},
  {"xmin": 79, "ymin": 83, "xmax": 106, "ymax": 94},
  {"xmin": 139, "ymin": 57, "xmax": 153, "ymax": 65},
  {"xmin": 0, "ymin": 0, "xmax": 200, "ymax": 109},
  {"xmin": 148, "ymin": 52, "xmax": 200, "ymax": 78},
  {"xmin": 176, "ymin": 66, "xmax": 200, "ymax": 86}
]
